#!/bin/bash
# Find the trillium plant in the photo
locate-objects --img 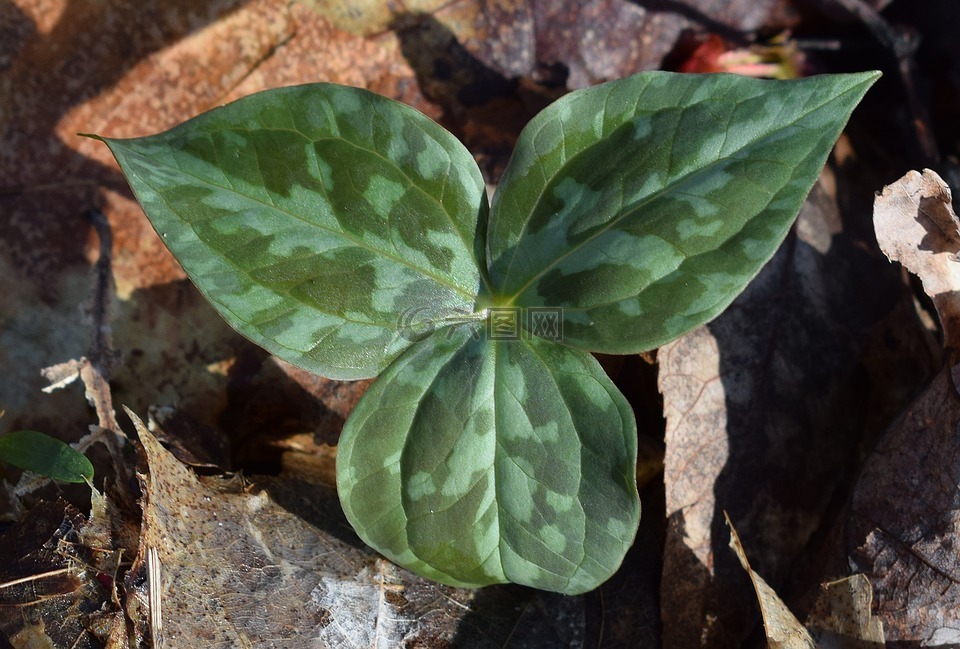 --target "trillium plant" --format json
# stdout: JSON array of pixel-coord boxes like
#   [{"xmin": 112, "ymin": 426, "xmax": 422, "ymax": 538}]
[{"xmin": 92, "ymin": 70, "xmax": 878, "ymax": 595}]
